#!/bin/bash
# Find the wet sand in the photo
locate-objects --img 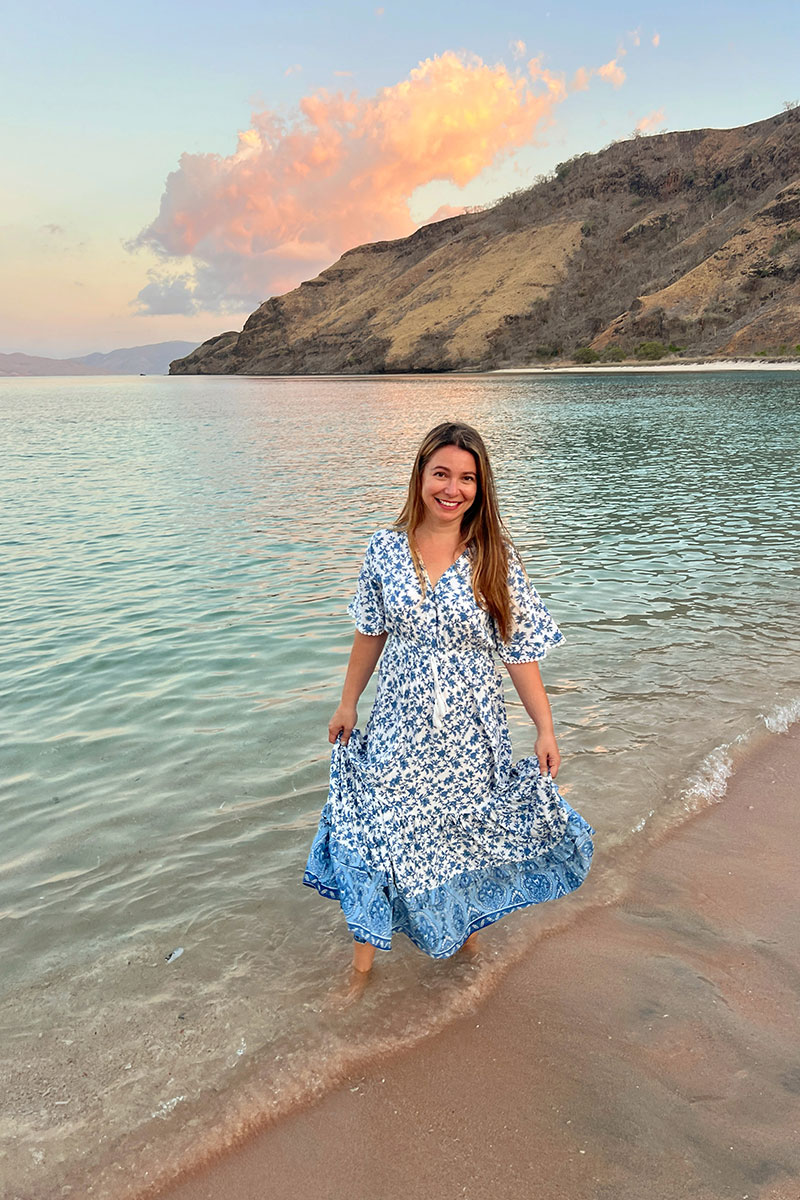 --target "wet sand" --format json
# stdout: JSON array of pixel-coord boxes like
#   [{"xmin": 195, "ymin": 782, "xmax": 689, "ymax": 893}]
[{"xmin": 158, "ymin": 726, "xmax": 800, "ymax": 1200}]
